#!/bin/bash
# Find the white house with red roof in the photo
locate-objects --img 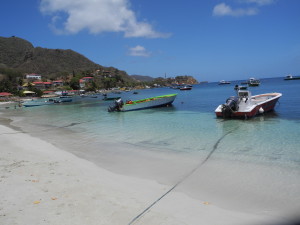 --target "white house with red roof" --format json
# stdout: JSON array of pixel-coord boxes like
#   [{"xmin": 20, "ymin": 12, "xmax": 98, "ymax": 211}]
[{"xmin": 79, "ymin": 77, "xmax": 94, "ymax": 89}]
